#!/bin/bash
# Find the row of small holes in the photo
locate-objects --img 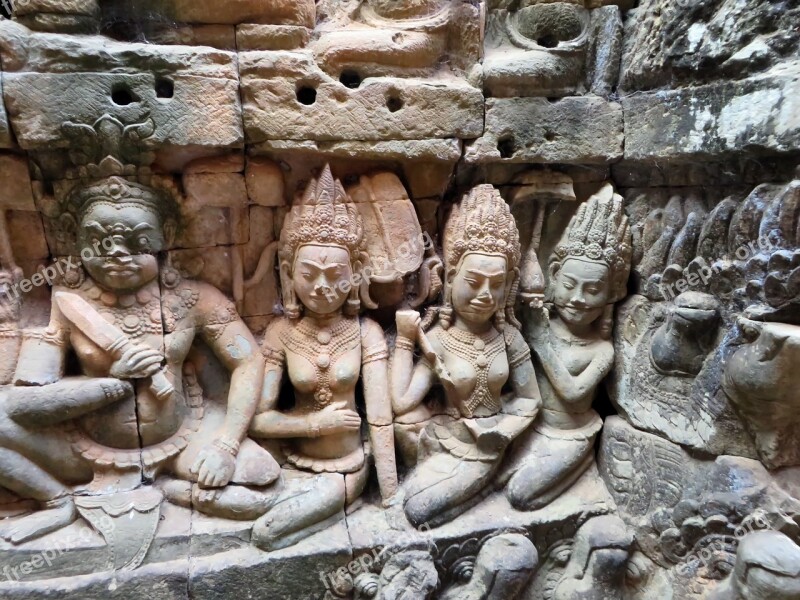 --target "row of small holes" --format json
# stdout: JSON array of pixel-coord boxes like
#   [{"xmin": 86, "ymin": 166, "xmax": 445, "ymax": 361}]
[
  {"xmin": 111, "ymin": 79, "xmax": 174, "ymax": 106},
  {"xmin": 295, "ymin": 83, "xmax": 403, "ymax": 112}
]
